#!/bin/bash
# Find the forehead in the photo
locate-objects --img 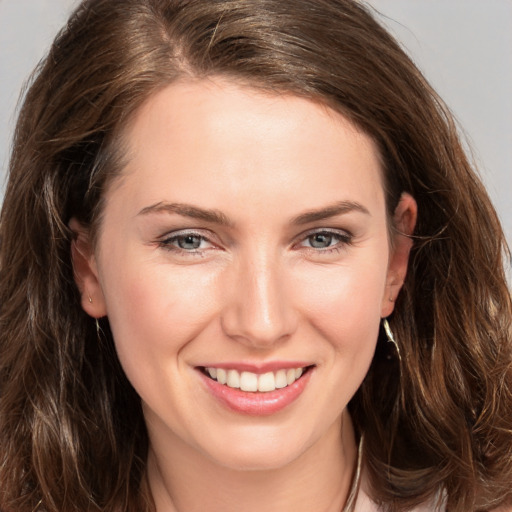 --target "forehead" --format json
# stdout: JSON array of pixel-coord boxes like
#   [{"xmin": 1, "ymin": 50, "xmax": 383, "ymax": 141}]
[{"xmin": 108, "ymin": 78, "xmax": 385, "ymax": 219}]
